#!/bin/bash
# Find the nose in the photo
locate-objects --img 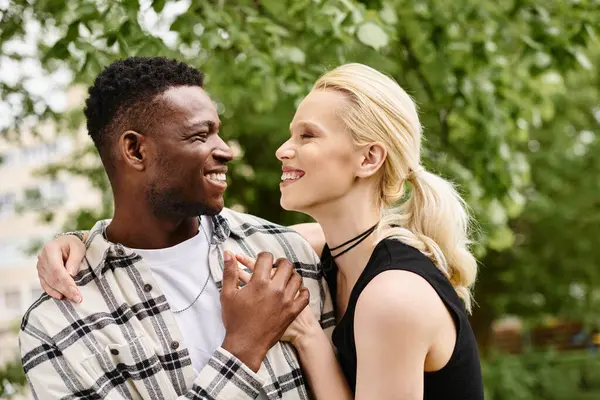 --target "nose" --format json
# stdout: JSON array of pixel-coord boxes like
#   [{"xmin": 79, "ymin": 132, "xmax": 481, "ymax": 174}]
[
  {"xmin": 276, "ymin": 139, "xmax": 295, "ymax": 161},
  {"xmin": 213, "ymin": 135, "xmax": 234, "ymax": 163}
]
